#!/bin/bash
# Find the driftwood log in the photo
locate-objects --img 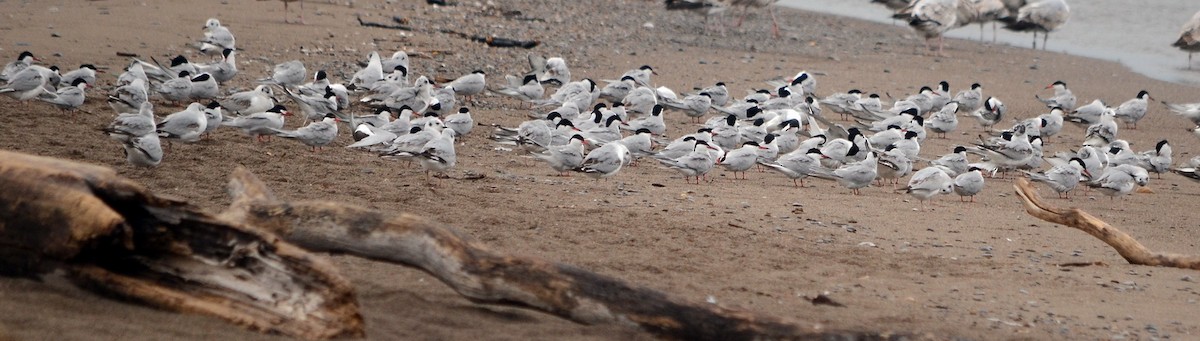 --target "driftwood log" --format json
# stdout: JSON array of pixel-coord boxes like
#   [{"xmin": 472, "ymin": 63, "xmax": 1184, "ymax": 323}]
[
  {"xmin": 1013, "ymin": 178, "xmax": 1200, "ymax": 270},
  {"xmin": 0, "ymin": 151, "xmax": 364, "ymax": 339},
  {"xmin": 220, "ymin": 167, "xmax": 909, "ymax": 340}
]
